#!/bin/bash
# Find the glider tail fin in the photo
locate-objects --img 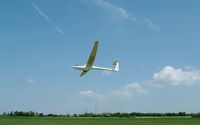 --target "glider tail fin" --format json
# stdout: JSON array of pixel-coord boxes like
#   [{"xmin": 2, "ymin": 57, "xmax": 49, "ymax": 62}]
[{"xmin": 113, "ymin": 61, "xmax": 119, "ymax": 72}]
